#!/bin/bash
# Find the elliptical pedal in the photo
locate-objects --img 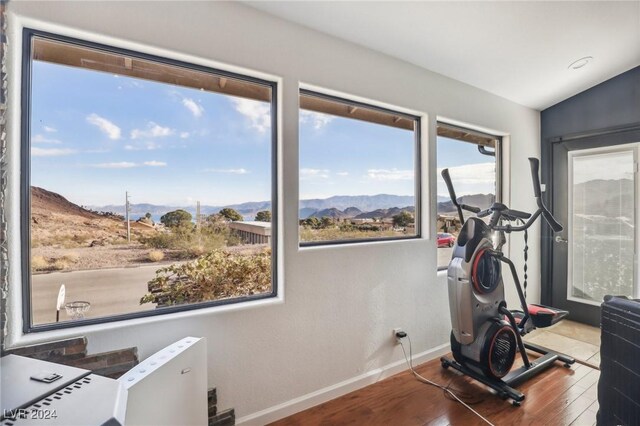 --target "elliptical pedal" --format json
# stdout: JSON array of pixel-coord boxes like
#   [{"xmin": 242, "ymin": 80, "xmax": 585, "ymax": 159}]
[{"xmin": 527, "ymin": 304, "xmax": 569, "ymax": 328}]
